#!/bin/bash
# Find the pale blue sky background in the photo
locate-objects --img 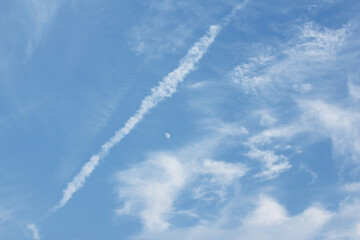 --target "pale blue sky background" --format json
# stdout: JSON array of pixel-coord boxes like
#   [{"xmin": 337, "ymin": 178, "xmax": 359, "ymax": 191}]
[{"xmin": 1, "ymin": 0, "xmax": 360, "ymax": 239}]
